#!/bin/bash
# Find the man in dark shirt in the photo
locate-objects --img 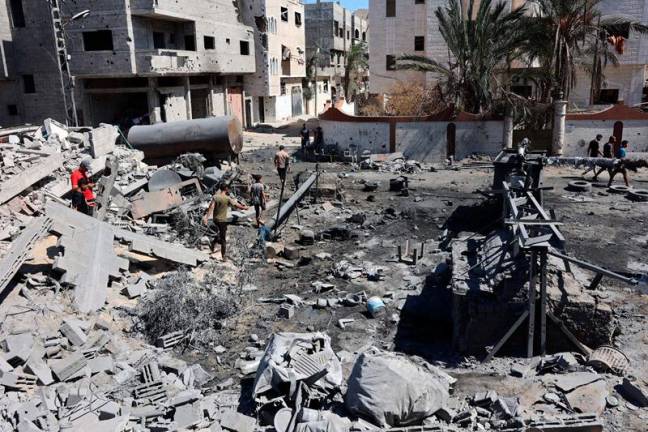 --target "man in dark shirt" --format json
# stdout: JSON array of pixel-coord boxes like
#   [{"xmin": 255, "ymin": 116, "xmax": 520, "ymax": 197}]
[
  {"xmin": 592, "ymin": 136, "xmax": 616, "ymax": 182},
  {"xmin": 582, "ymin": 134, "xmax": 603, "ymax": 178},
  {"xmin": 299, "ymin": 123, "xmax": 309, "ymax": 152},
  {"xmin": 608, "ymin": 140, "xmax": 630, "ymax": 187}
]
